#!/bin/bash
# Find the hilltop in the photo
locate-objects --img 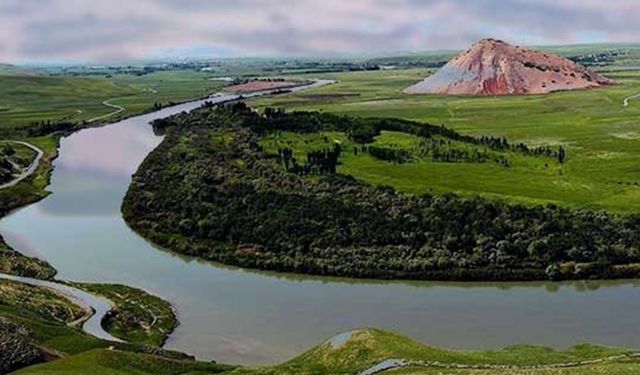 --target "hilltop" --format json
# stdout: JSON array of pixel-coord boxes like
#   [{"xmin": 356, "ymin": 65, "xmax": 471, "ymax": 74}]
[{"xmin": 404, "ymin": 39, "xmax": 614, "ymax": 95}]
